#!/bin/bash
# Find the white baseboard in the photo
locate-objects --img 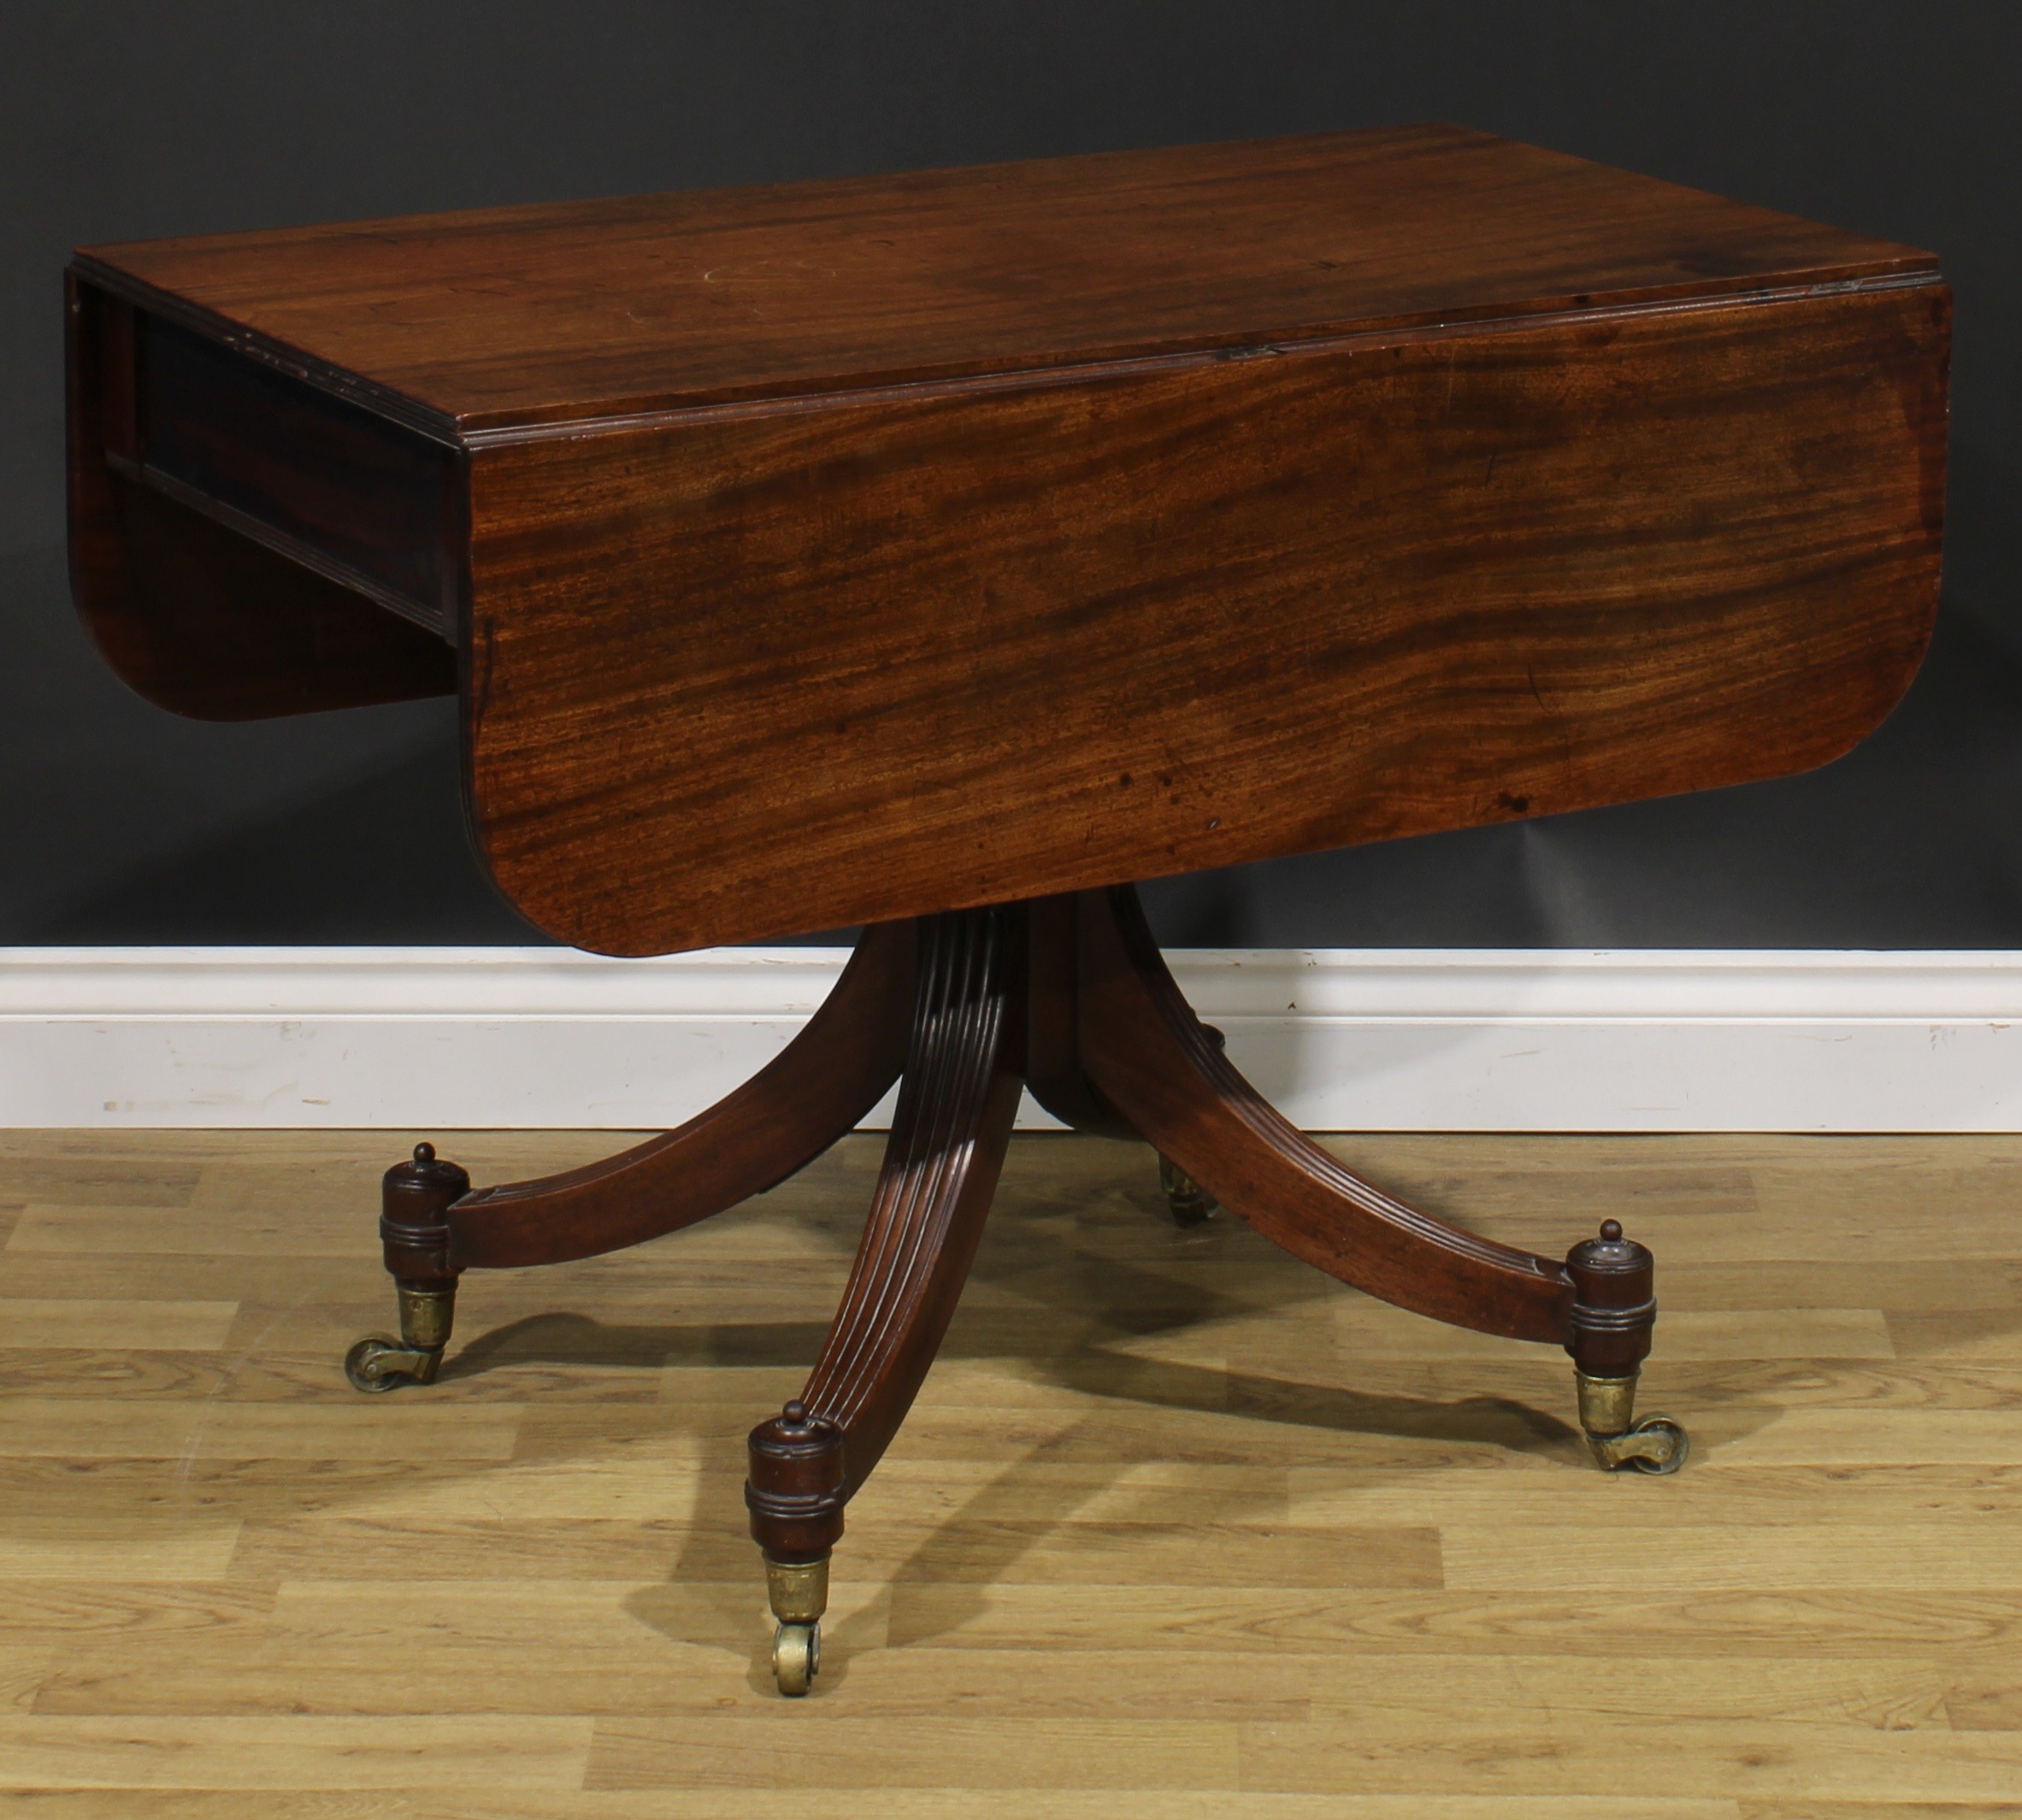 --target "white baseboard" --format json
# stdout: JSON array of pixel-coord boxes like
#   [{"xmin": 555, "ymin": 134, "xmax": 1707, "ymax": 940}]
[{"xmin": 3, "ymin": 945, "xmax": 2021, "ymax": 1131}]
